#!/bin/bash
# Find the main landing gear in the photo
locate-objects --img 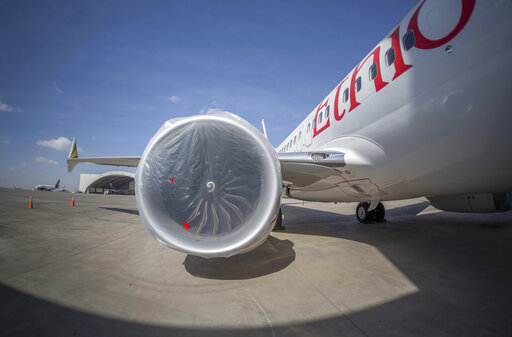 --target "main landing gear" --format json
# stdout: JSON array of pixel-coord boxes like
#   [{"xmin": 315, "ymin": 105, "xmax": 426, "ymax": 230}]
[
  {"xmin": 356, "ymin": 201, "xmax": 386, "ymax": 223},
  {"xmin": 273, "ymin": 208, "xmax": 285, "ymax": 231}
]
